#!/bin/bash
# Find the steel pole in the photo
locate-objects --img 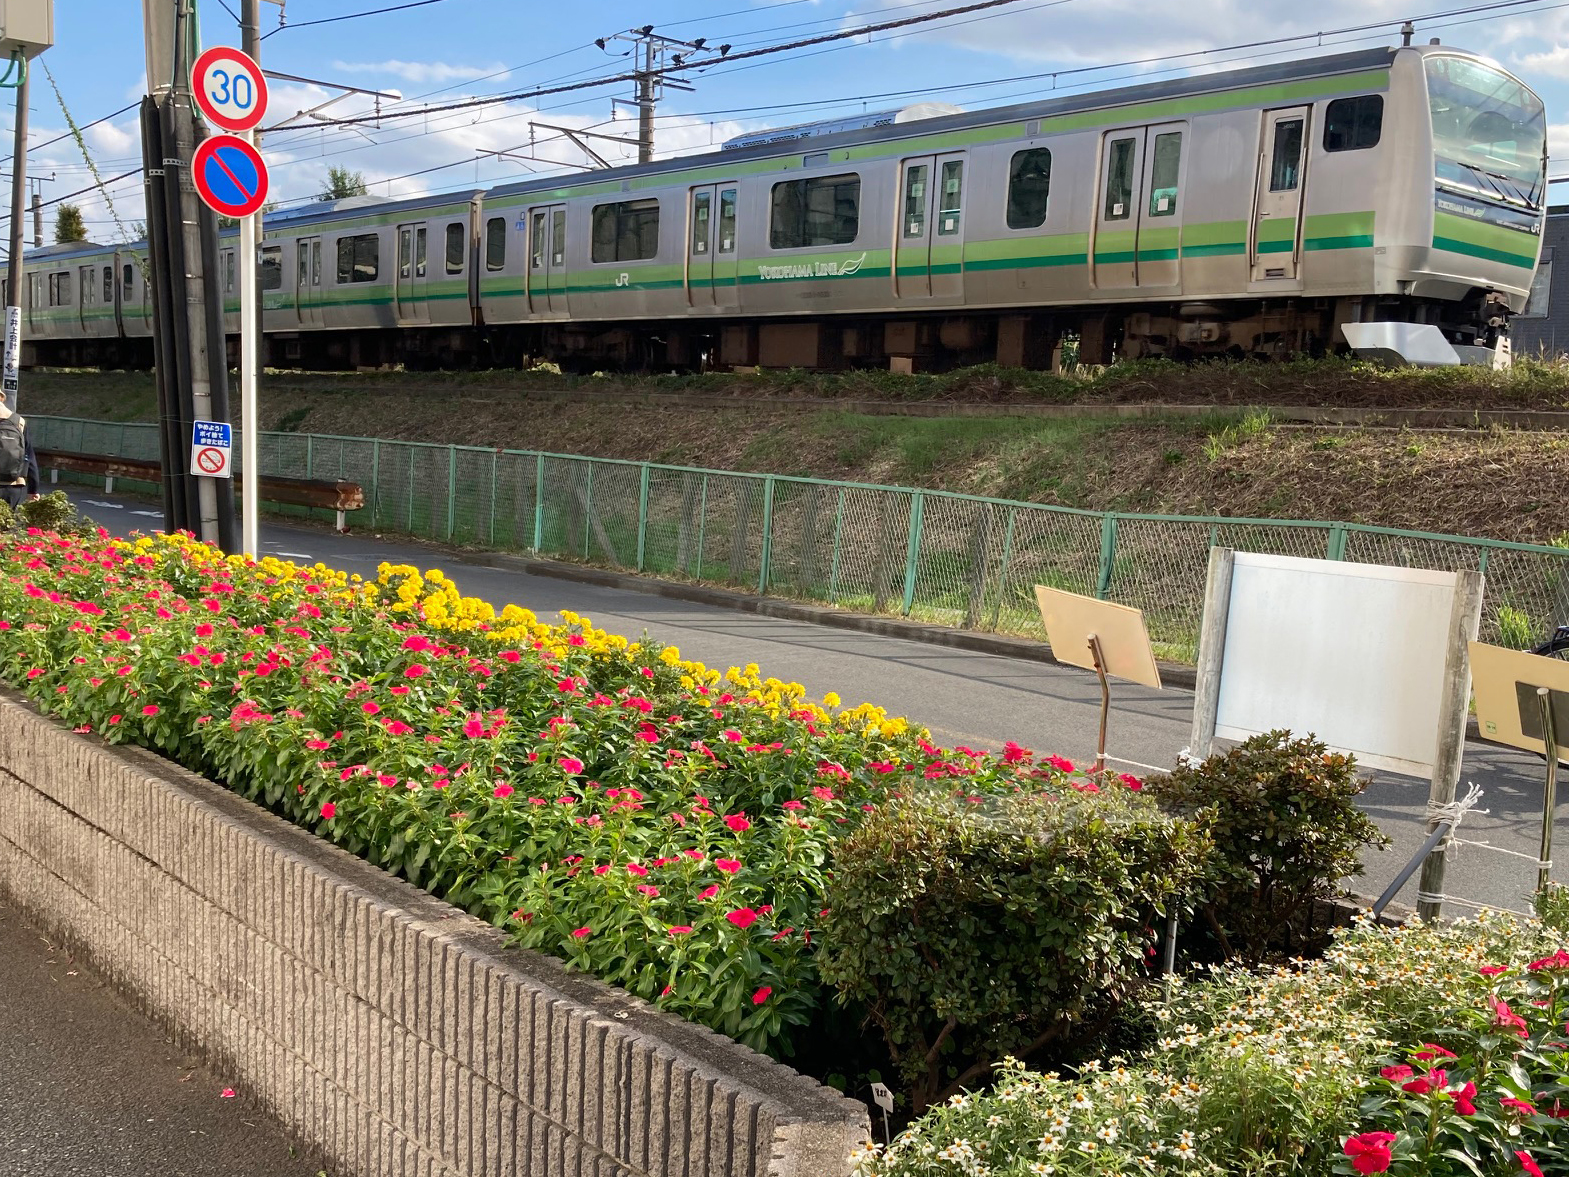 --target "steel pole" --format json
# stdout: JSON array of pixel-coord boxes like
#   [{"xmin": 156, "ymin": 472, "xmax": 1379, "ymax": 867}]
[
  {"xmin": 4, "ymin": 68, "xmax": 28, "ymax": 410},
  {"xmin": 240, "ymin": 0, "xmax": 261, "ymax": 557},
  {"xmin": 1539, "ymin": 687, "xmax": 1560, "ymax": 895}
]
